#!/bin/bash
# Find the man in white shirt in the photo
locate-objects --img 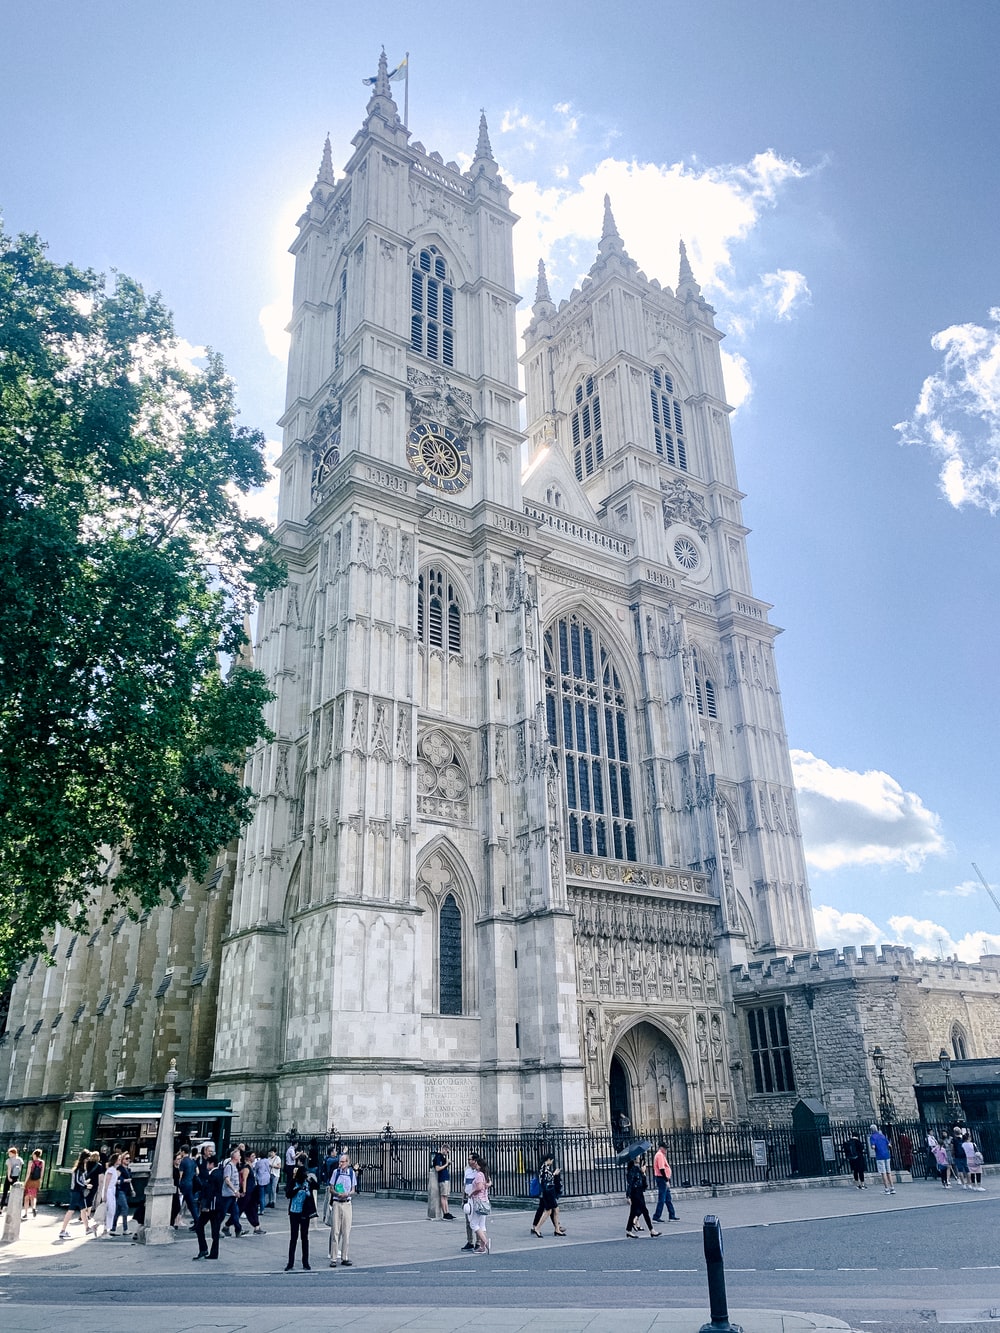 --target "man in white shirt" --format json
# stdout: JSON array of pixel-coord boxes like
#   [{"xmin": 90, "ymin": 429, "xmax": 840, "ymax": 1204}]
[{"xmin": 327, "ymin": 1151, "xmax": 357, "ymax": 1267}]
